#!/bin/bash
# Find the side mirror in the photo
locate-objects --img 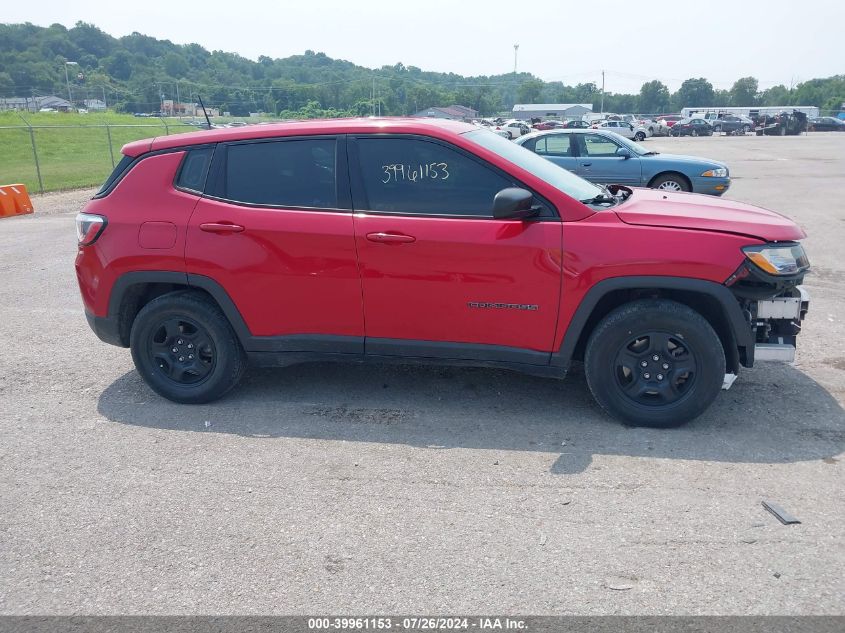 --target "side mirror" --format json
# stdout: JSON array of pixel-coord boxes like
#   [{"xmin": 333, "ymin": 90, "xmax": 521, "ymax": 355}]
[
  {"xmin": 616, "ymin": 147, "xmax": 632, "ymax": 159},
  {"xmin": 492, "ymin": 188, "xmax": 538, "ymax": 220}
]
